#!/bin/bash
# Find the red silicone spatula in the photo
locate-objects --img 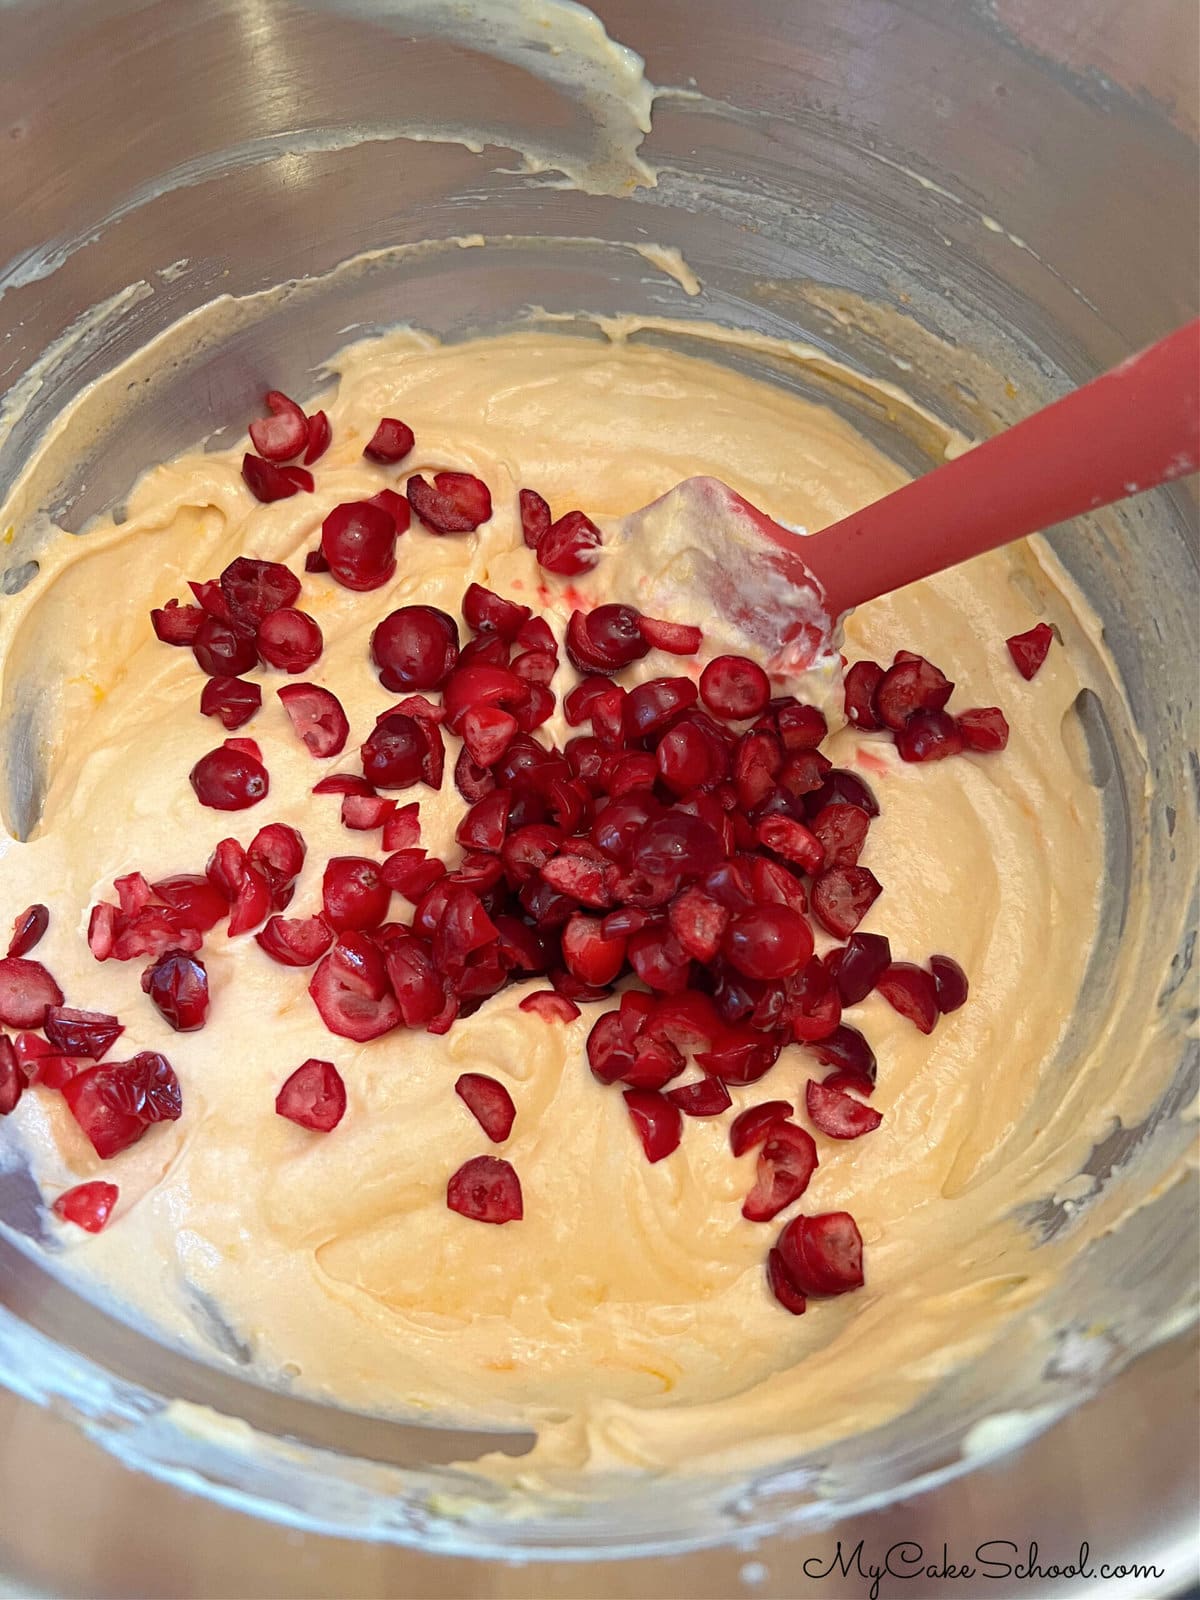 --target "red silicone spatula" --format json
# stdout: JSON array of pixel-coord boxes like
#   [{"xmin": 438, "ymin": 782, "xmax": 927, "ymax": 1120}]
[{"xmin": 617, "ymin": 319, "xmax": 1199, "ymax": 669}]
